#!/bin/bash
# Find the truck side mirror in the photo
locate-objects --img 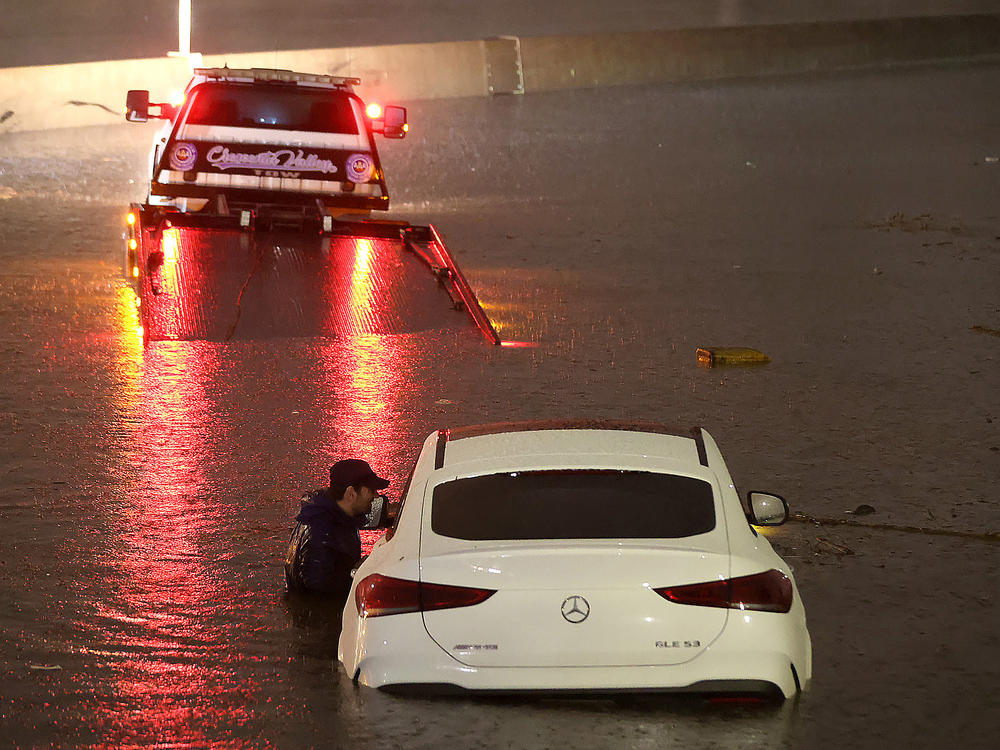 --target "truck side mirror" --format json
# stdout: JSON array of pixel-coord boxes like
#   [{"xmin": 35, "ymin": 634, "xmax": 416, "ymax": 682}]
[
  {"xmin": 747, "ymin": 491, "xmax": 789, "ymax": 526},
  {"xmin": 126, "ymin": 90, "xmax": 150, "ymax": 123},
  {"xmin": 383, "ymin": 105, "xmax": 407, "ymax": 139}
]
